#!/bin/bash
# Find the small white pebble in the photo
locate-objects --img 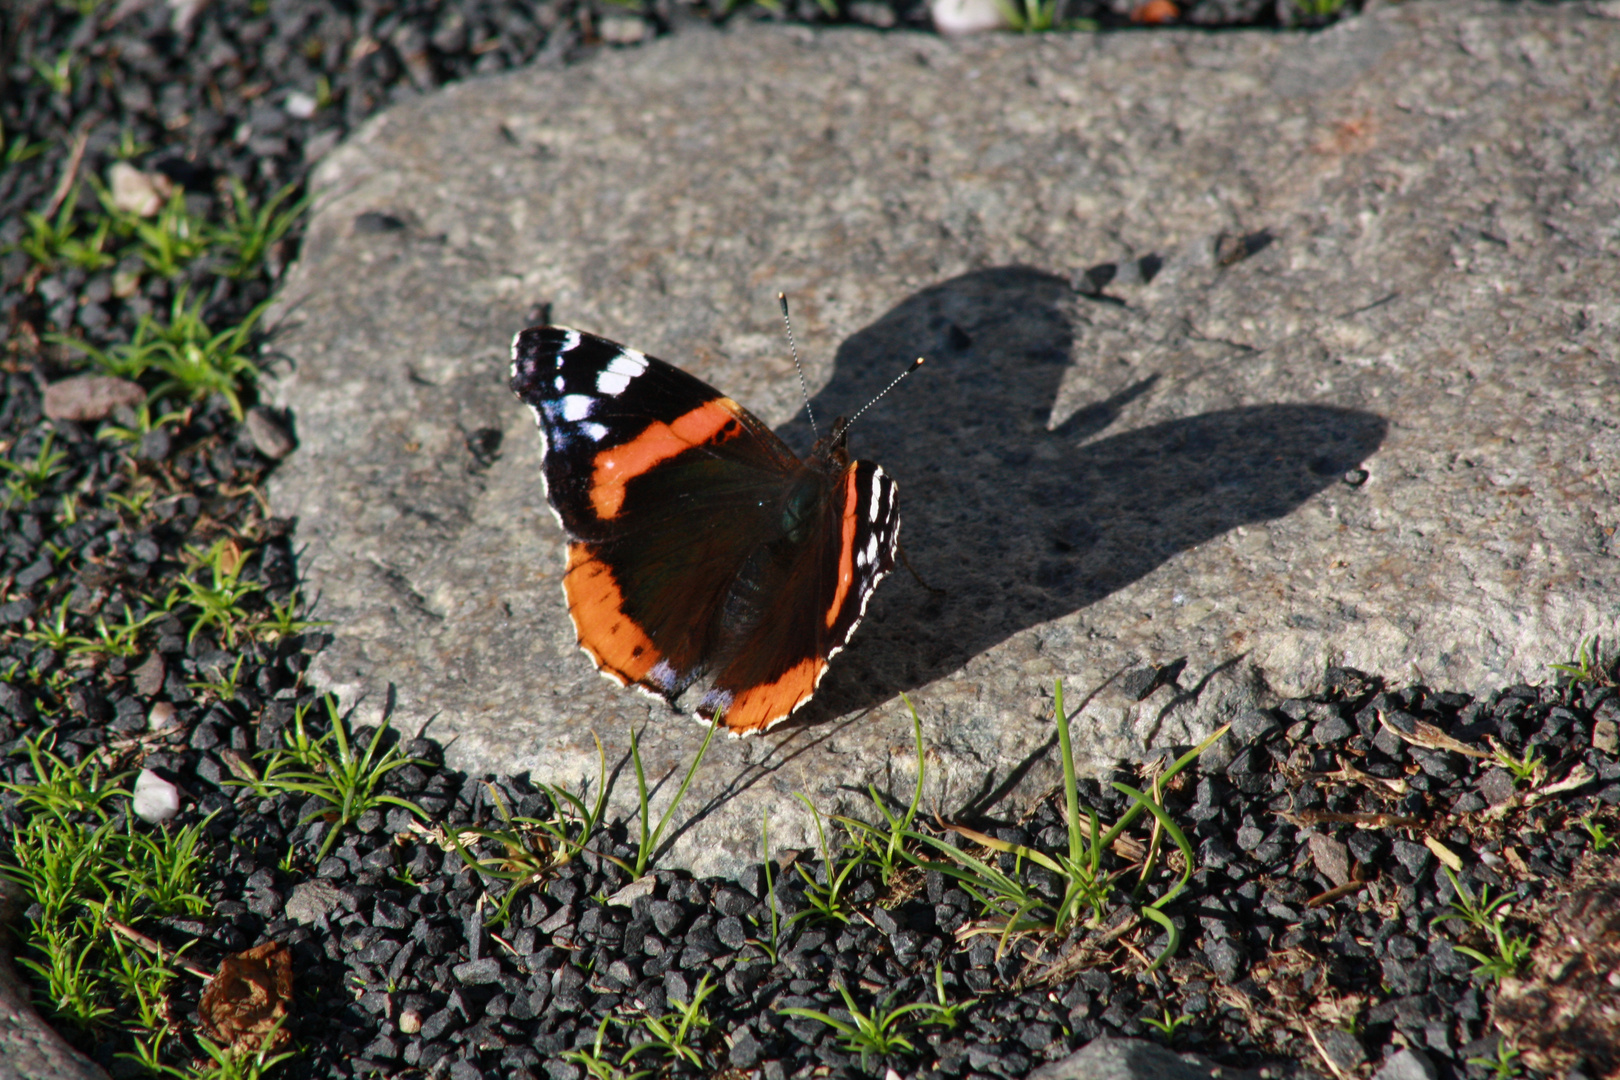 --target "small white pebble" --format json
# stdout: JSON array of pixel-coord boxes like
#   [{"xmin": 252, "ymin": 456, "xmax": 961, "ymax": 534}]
[
  {"xmin": 108, "ymin": 162, "xmax": 172, "ymax": 218},
  {"xmin": 929, "ymin": 0, "xmax": 1009, "ymax": 34},
  {"xmin": 133, "ymin": 769, "xmax": 180, "ymax": 823},
  {"xmin": 166, "ymin": 0, "xmax": 210, "ymax": 31},
  {"xmin": 148, "ymin": 701, "xmax": 178, "ymax": 731},
  {"xmin": 284, "ymin": 91, "xmax": 319, "ymax": 120},
  {"xmin": 398, "ymin": 1009, "xmax": 422, "ymax": 1034},
  {"xmin": 605, "ymin": 876, "xmax": 657, "ymax": 907},
  {"xmin": 849, "ymin": 0, "xmax": 897, "ymax": 25},
  {"xmin": 598, "ymin": 15, "xmax": 649, "ymax": 45}
]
